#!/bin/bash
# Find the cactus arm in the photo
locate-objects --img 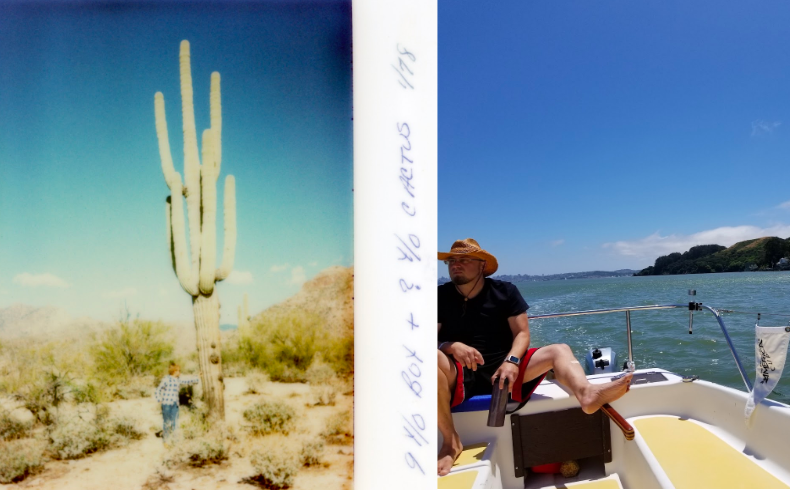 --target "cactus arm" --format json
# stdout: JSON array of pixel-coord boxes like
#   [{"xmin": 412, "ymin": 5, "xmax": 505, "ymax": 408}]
[
  {"xmin": 215, "ymin": 175, "xmax": 236, "ymax": 282},
  {"xmin": 154, "ymin": 93, "xmax": 179, "ymax": 189},
  {"xmin": 168, "ymin": 177, "xmax": 199, "ymax": 296},
  {"xmin": 237, "ymin": 305, "xmax": 243, "ymax": 328},
  {"xmin": 180, "ymin": 40, "xmax": 202, "ymax": 284},
  {"xmin": 199, "ymin": 129, "xmax": 218, "ymax": 295},
  {"xmin": 210, "ymin": 72, "xmax": 222, "ymax": 178}
]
